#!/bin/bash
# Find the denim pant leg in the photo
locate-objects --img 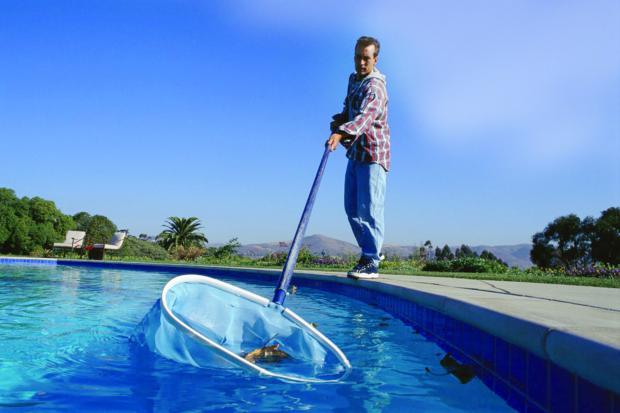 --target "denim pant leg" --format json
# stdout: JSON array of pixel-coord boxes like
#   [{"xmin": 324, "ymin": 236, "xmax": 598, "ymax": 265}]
[
  {"xmin": 344, "ymin": 160, "xmax": 387, "ymax": 266},
  {"xmin": 345, "ymin": 160, "xmax": 365, "ymax": 252}
]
